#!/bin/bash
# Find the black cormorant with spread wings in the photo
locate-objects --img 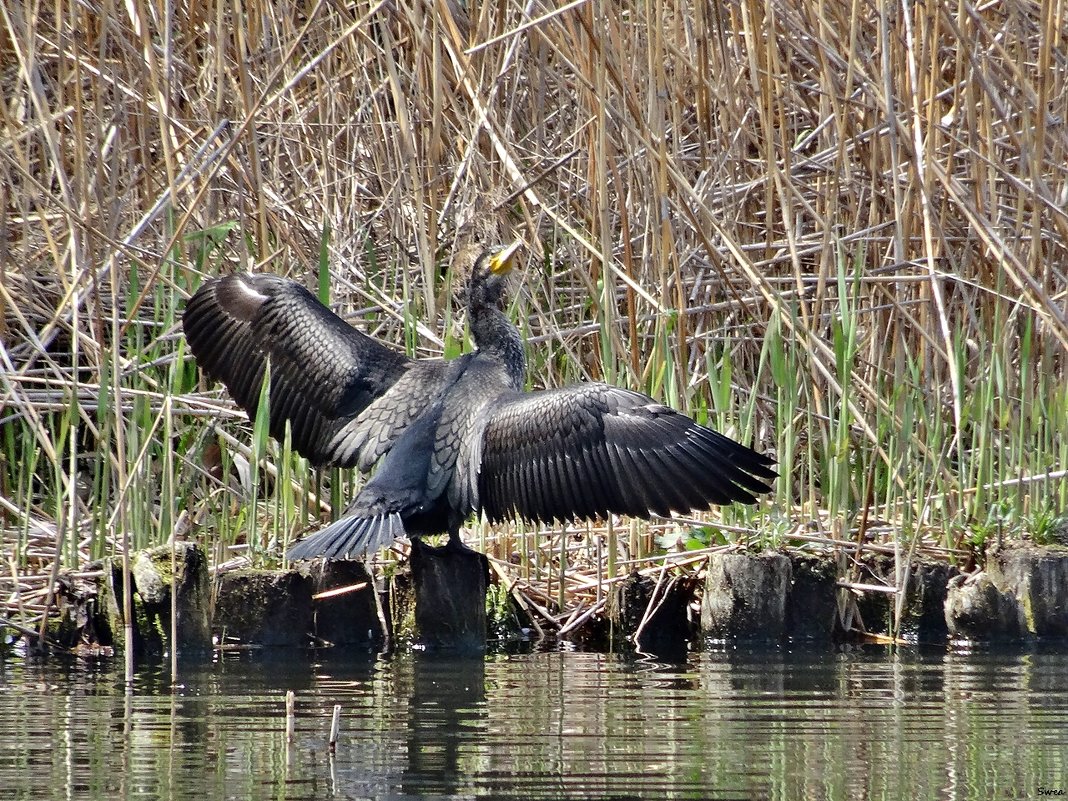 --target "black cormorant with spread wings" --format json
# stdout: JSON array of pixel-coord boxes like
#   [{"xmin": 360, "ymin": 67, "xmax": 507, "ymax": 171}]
[{"xmin": 183, "ymin": 242, "xmax": 776, "ymax": 560}]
